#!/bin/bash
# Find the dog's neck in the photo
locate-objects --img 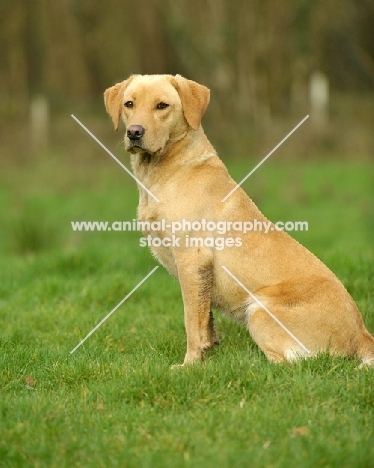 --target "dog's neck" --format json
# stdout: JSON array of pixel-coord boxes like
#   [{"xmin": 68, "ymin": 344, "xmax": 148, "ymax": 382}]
[
  {"xmin": 130, "ymin": 126, "xmax": 217, "ymax": 205},
  {"xmin": 140, "ymin": 152, "xmax": 152, "ymax": 165}
]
